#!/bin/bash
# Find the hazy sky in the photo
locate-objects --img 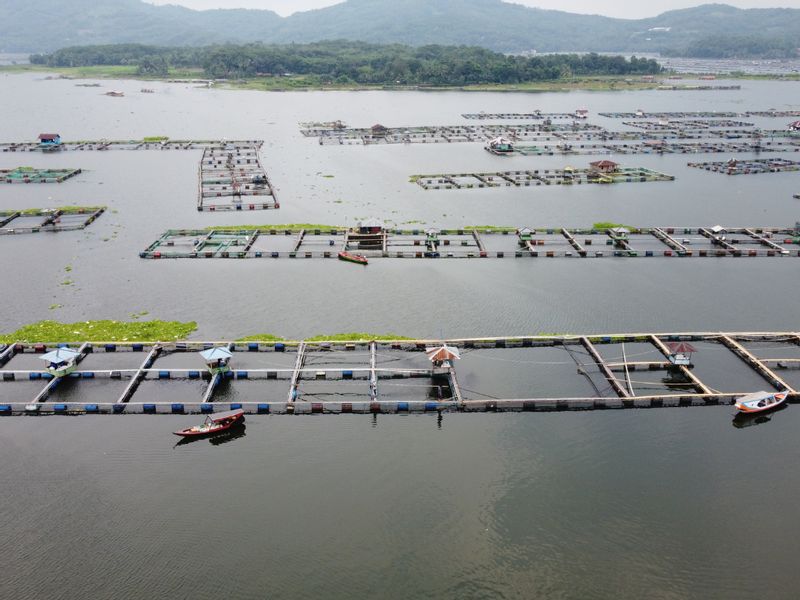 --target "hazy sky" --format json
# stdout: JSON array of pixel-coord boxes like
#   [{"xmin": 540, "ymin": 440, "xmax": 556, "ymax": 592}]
[{"xmin": 146, "ymin": 0, "xmax": 800, "ymax": 19}]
